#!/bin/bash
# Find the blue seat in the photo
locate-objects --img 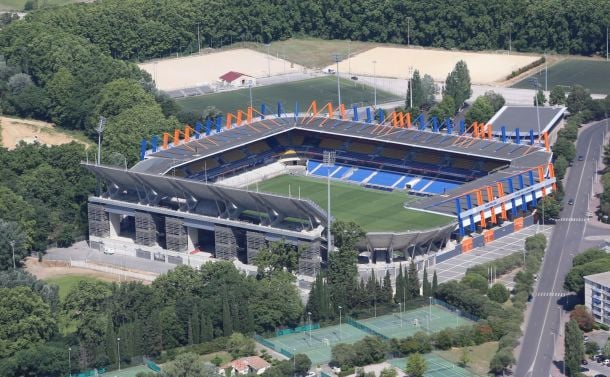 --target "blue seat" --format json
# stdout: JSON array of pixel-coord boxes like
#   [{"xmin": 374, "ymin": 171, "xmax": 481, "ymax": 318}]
[
  {"xmin": 412, "ymin": 178, "xmax": 431, "ymax": 190},
  {"xmin": 348, "ymin": 168, "xmax": 374, "ymax": 182},
  {"xmin": 368, "ymin": 171, "xmax": 403, "ymax": 187}
]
